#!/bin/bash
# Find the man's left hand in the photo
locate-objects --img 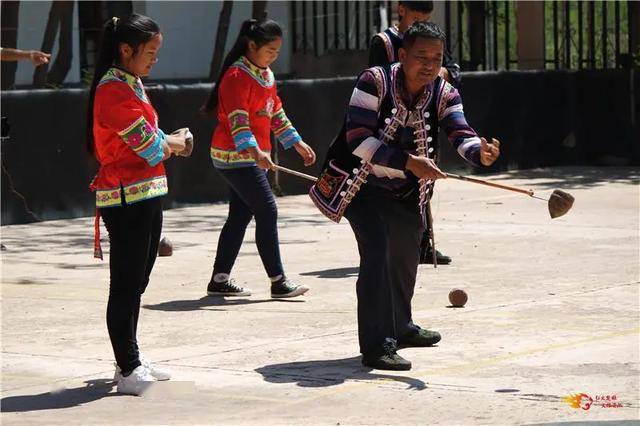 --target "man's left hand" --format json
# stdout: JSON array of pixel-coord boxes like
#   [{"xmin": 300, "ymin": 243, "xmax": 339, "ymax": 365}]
[{"xmin": 480, "ymin": 137, "xmax": 501, "ymax": 166}]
